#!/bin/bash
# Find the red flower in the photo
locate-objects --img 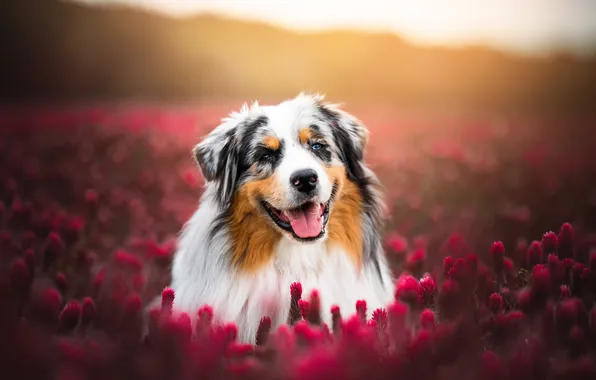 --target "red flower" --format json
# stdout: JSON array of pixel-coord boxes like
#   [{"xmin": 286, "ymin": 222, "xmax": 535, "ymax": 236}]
[
  {"xmin": 490, "ymin": 241, "xmax": 505, "ymax": 273},
  {"xmin": 481, "ymin": 351, "xmax": 505, "ymax": 380},
  {"xmin": 54, "ymin": 274, "xmax": 69, "ymax": 295},
  {"xmin": 306, "ymin": 290, "xmax": 322, "ymax": 325},
  {"xmin": 405, "ymin": 248, "xmax": 425, "ymax": 274},
  {"xmin": 541, "ymin": 231, "xmax": 558, "ymax": 254},
  {"xmin": 9, "ymin": 257, "xmax": 31, "ymax": 297},
  {"xmin": 81, "ymin": 297, "xmax": 95, "ymax": 326},
  {"xmin": 255, "ymin": 316, "xmax": 272, "ymax": 346},
  {"xmin": 443, "ymin": 256, "xmax": 455, "ymax": 275},
  {"xmin": 526, "ymin": 241, "xmax": 543, "ymax": 268},
  {"xmin": 196, "ymin": 305, "xmax": 214, "ymax": 334},
  {"xmin": 395, "ymin": 274, "xmax": 420, "ymax": 307},
  {"xmin": 43, "ymin": 232, "xmax": 64, "ymax": 271},
  {"xmin": 385, "ymin": 233, "xmax": 408, "ymax": 256},
  {"xmin": 489, "ymin": 293, "xmax": 504, "ymax": 314},
  {"xmin": 371, "ymin": 308, "xmax": 388, "ymax": 331},
  {"xmin": 113, "ymin": 249, "xmax": 143, "ymax": 272},
  {"xmin": 531, "ymin": 265, "xmax": 550, "ymax": 296},
  {"xmin": 288, "ymin": 282, "xmax": 303, "ymax": 325},
  {"xmin": 331, "ymin": 305, "xmax": 342, "ymax": 334},
  {"xmin": 556, "ymin": 298, "xmax": 585, "ymax": 333},
  {"xmin": 59, "ymin": 301, "xmax": 82, "ymax": 332},
  {"xmin": 355, "ymin": 300, "xmax": 367, "ymax": 322},
  {"xmin": 419, "ymin": 274, "xmax": 437, "ymax": 308},
  {"xmin": 438, "ymin": 279, "xmax": 461, "ymax": 319},
  {"xmin": 161, "ymin": 287, "xmax": 175, "ymax": 315},
  {"xmin": 419, "ymin": 308, "xmax": 435, "ymax": 330},
  {"xmin": 123, "ymin": 293, "xmax": 142, "ymax": 316},
  {"xmin": 558, "ymin": 222, "xmax": 574, "ymax": 259},
  {"xmin": 560, "ymin": 285, "xmax": 571, "ymax": 299}
]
